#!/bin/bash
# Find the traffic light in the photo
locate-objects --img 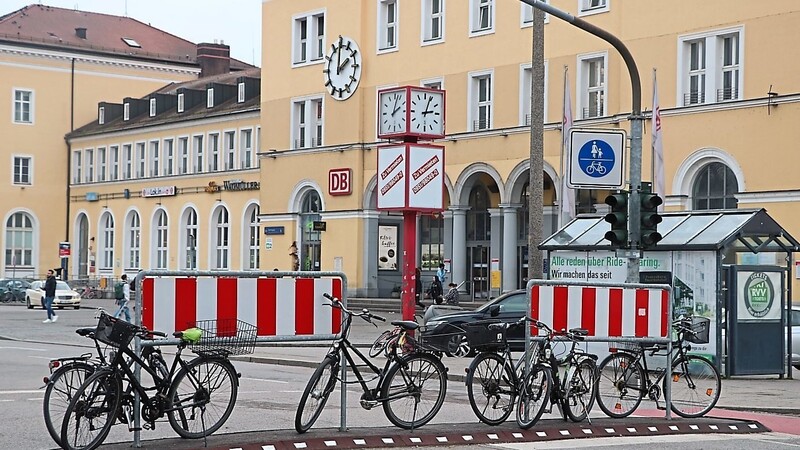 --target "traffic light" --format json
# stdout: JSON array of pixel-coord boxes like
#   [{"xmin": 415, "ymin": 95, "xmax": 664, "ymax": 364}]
[
  {"xmin": 604, "ymin": 190, "xmax": 629, "ymax": 248},
  {"xmin": 639, "ymin": 182, "xmax": 663, "ymax": 249}
]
